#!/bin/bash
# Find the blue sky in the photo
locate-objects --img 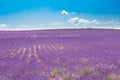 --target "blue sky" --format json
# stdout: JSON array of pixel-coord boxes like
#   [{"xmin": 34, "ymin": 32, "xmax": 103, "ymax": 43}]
[{"xmin": 0, "ymin": 0, "xmax": 120, "ymax": 30}]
